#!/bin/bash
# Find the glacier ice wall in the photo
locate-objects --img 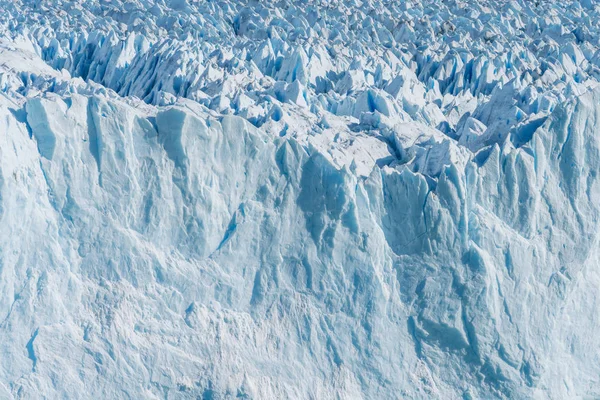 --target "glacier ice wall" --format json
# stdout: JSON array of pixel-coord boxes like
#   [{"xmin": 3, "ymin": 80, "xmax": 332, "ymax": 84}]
[{"xmin": 2, "ymin": 0, "xmax": 600, "ymax": 399}]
